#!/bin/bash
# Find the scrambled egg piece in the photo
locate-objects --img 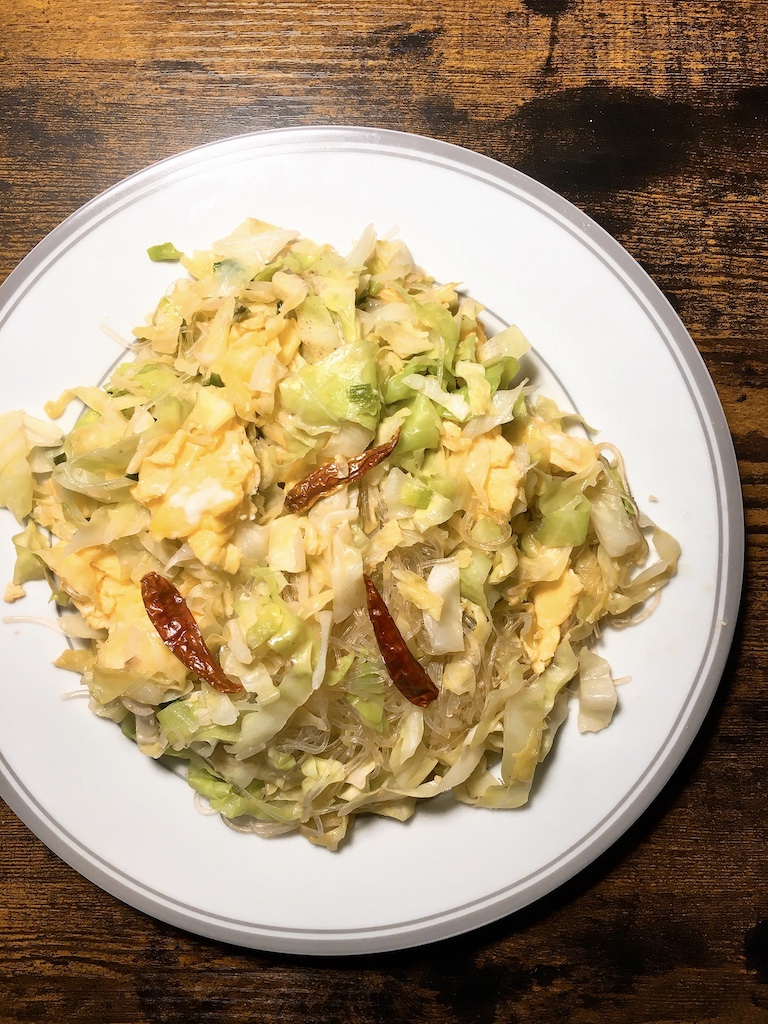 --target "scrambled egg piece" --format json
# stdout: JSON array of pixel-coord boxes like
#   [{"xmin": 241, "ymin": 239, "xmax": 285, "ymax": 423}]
[
  {"xmin": 94, "ymin": 586, "xmax": 188, "ymax": 685},
  {"xmin": 209, "ymin": 316, "xmax": 297, "ymax": 423},
  {"xmin": 523, "ymin": 568, "xmax": 583, "ymax": 674},
  {"xmin": 41, "ymin": 544, "xmax": 140, "ymax": 630},
  {"xmin": 445, "ymin": 428, "xmax": 524, "ymax": 516},
  {"xmin": 392, "ymin": 568, "xmax": 444, "ymax": 619},
  {"xmin": 131, "ymin": 391, "xmax": 259, "ymax": 573},
  {"xmin": 40, "ymin": 542, "xmax": 188, "ymax": 698},
  {"xmin": 523, "ymin": 417, "xmax": 598, "ymax": 475}
]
